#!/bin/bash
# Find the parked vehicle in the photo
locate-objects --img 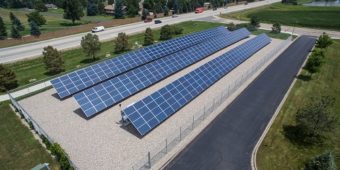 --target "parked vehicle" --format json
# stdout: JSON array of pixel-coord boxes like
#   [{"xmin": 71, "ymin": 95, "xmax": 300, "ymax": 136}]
[
  {"xmin": 154, "ymin": 20, "xmax": 162, "ymax": 24},
  {"xmin": 144, "ymin": 18, "xmax": 152, "ymax": 23},
  {"xmin": 92, "ymin": 26, "xmax": 105, "ymax": 33},
  {"xmin": 195, "ymin": 7, "xmax": 204, "ymax": 13}
]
